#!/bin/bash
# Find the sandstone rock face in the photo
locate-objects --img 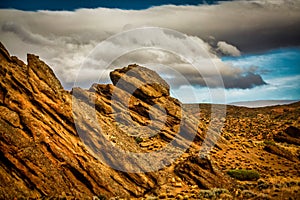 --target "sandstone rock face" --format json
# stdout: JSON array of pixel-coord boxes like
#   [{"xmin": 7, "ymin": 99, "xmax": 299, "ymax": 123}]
[
  {"xmin": 2, "ymin": 42, "xmax": 299, "ymax": 199},
  {"xmin": 110, "ymin": 64, "xmax": 170, "ymax": 99},
  {"xmin": 0, "ymin": 42, "xmax": 230, "ymax": 199}
]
